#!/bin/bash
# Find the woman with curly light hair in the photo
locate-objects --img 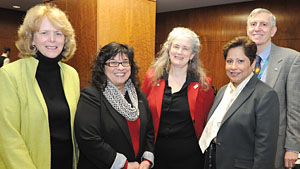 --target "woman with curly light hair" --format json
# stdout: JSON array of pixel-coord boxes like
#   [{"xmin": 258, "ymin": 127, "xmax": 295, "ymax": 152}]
[
  {"xmin": 0, "ymin": 3, "xmax": 79, "ymax": 169},
  {"xmin": 142, "ymin": 27, "xmax": 214, "ymax": 169},
  {"xmin": 16, "ymin": 3, "xmax": 76, "ymax": 60}
]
